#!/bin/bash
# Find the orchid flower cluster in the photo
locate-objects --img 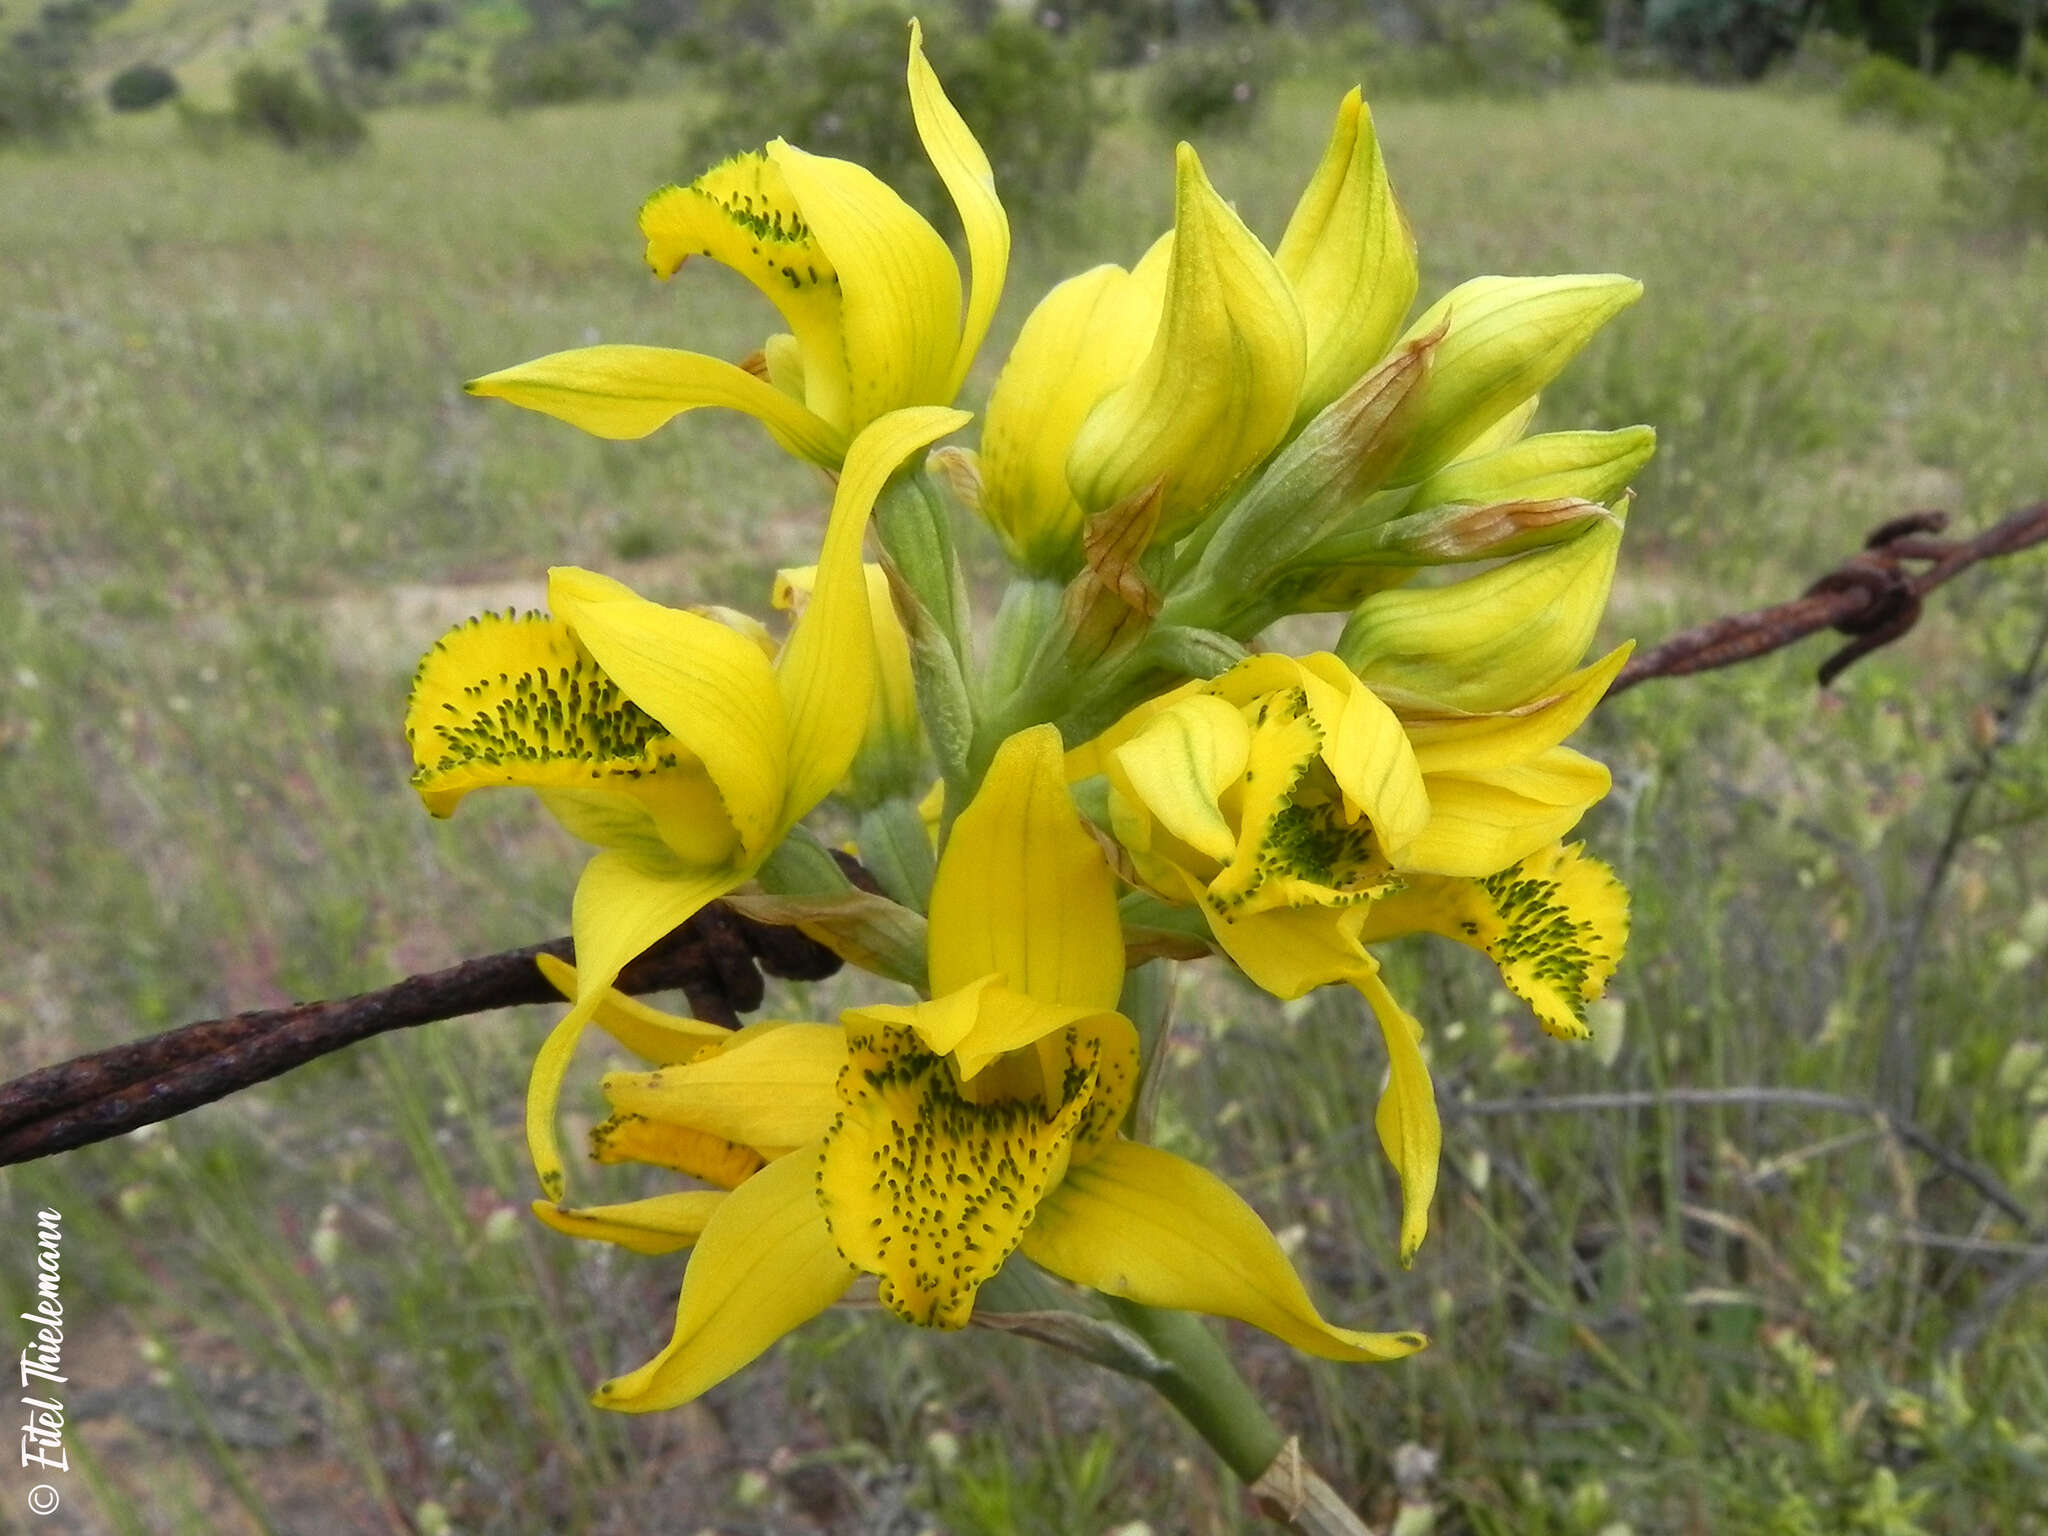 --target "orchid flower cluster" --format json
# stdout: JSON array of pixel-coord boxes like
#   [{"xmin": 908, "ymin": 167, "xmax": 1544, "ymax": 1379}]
[{"xmin": 408, "ymin": 22, "xmax": 1644, "ymax": 1425}]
